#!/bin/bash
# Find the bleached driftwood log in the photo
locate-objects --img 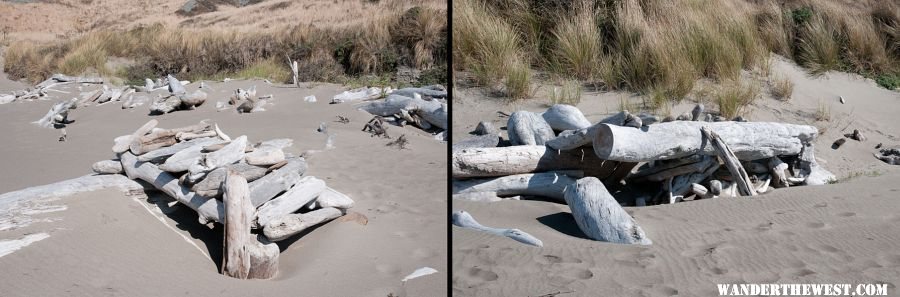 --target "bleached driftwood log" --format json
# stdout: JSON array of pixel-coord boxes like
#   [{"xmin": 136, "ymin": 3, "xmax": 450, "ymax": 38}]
[
  {"xmin": 120, "ymin": 152, "xmax": 223, "ymax": 223},
  {"xmin": 701, "ymin": 127, "xmax": 756, "ymax": 196},
  {"xmin": 797, "ymin": 144, "xmax": 835, "ymax": 185},
  {"xmin": 315, "ymin": 187, "xmax": 355, "ymax": 209},
  {"xmin": 591, "ymin": 121, "xmax": 818, "ymax": 162},
  {"xmin": 452, "ymin": 172, "xmax": 578, "ymax": 202},
  {"xmin": 262, "ymin": 207, "xmax": 343, "ymax": 241},
  {"xmin": 390, "ymin": 87, "xmax": 447, "ymax": 99},
  {"xmin": 452, "ymin": 146, "xmax": 610, "ymax": 178},
  {"xmin": 247, "ymin": 158, "xmax": 308, "ymax": 207},
  {"xmin": 359, "ymin": 94, "xmax": 447, "ymax": 129},
  {"xmin": 451, "ymin": 210, "xmax": 543, "ymax": 247},
  {"xmin": 541, "ymin": 104, "xmax": 591, "ymax": 131},
  {"xmin": 256, "ymin": 176, "xmax": 327, "ymax": 228},
  {"xmin": 0, "ymin": 175, "xmax": 147, "ymax": 211},
  {"xmin": 158, "ymin": 139, "xmax": 217, "ymax": 172},
  {"xmin": 288, "ymin": 58, "xmax": 299, "ymax": 87},
  {"xmin": 452, "ymin": 192, "xmax": 519, "ymax": 202},
  {"xmin": 92, "ymin": 160, "xmax": 123, "ymax": 174},
  {"xmin": 244, "ymin": 146, "xmax": 285, "ymax": 166},
  {"xmin": 192, "ymin": 163, "xmax": 269, "ymax": 197},
  {"xmin": 768, "ymin": 157, "xmax": 790, "ymax": 188},
  {"xmin": 186, "ymin": 135, "xmax": 248, "ymax": 181},
  {"xmin": 452, "ymin": 134, "xmax": 500, "ymax": 152},
  {"xmin": 221, "ymin": 171, "xmax": 279, "ymax": 279},
  {"xmin": 113, "ymin": 119, "xmax": 158, "ymax": 153},
  {"xmin": 150, "ymin": 96, "xmax": 182, "ymax": 114},
  {"xmin": 332, "ymin": 87, "xmax": 384, "ymax": 103},
  {"xmin": 563, "ymin": 177, "xmax": 652, "ymax": 245},
  {"xmin": 180, "ymin": 90, "xmax": 207, "ymax": 108},
  {"xmin": 167, "ymin": 74, "xmax": 186, "ymax": 95},
  {"xmin": 507, "ymin": 111, "xmax": 554, "ymax": 146},
  {"xmin": 34, "ymin": 98, "xmax": 77, "ymax": 128},
  {"xmin": 48, "ymin": 74, "xmax": 103, "ymax": 84},
  {"xmin": 546, "ymin": 125, "xmax": 596, "ymax": 150}
]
